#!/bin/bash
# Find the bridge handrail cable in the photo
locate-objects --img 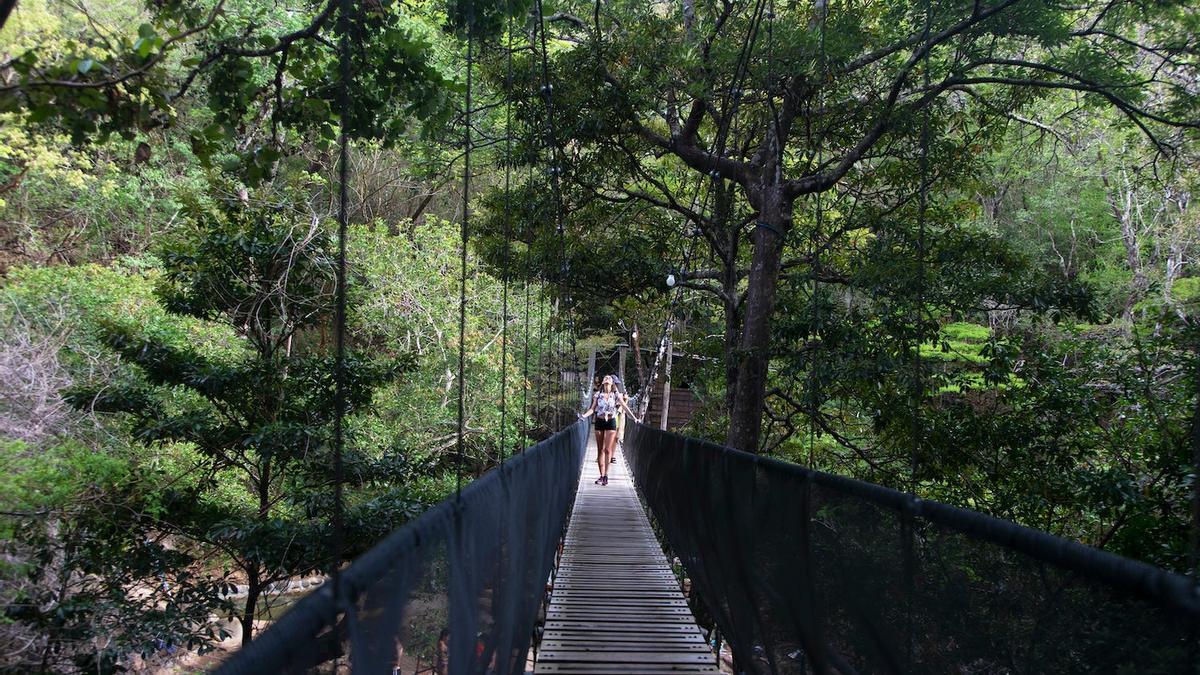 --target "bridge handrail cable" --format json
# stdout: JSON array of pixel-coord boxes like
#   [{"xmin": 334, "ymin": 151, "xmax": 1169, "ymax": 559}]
[
  {"xmin": 217, "ymin": 422, "xmax": 587, "ymax": 675},
  {"xmin": 625, "ymin": 423, "xmax": 1199, "ymax": 674}
]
